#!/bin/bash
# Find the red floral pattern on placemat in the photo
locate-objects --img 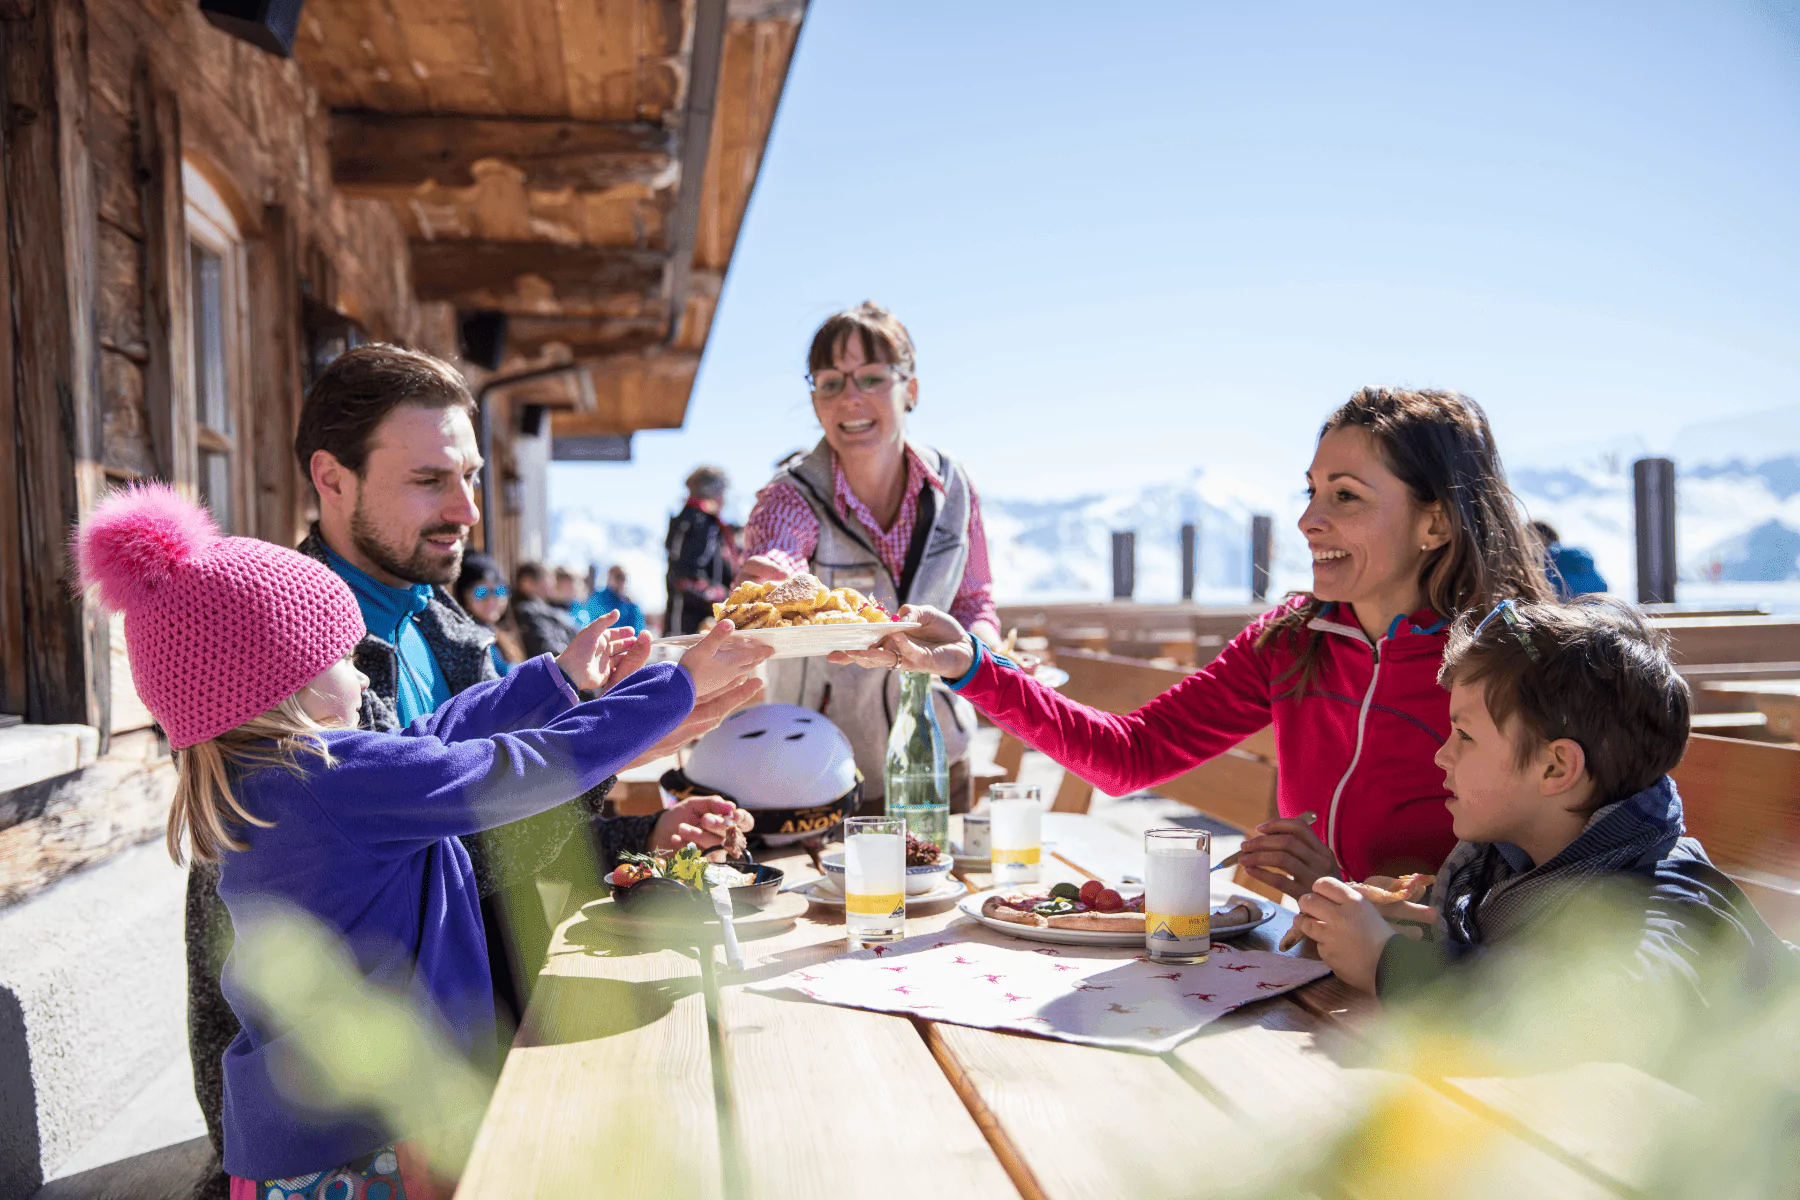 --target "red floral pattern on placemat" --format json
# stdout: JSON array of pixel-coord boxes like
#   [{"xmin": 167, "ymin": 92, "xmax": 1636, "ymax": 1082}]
[{"xmin": 748, "ymin": 923, "xmax": 1330, "ymax": 1053}]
